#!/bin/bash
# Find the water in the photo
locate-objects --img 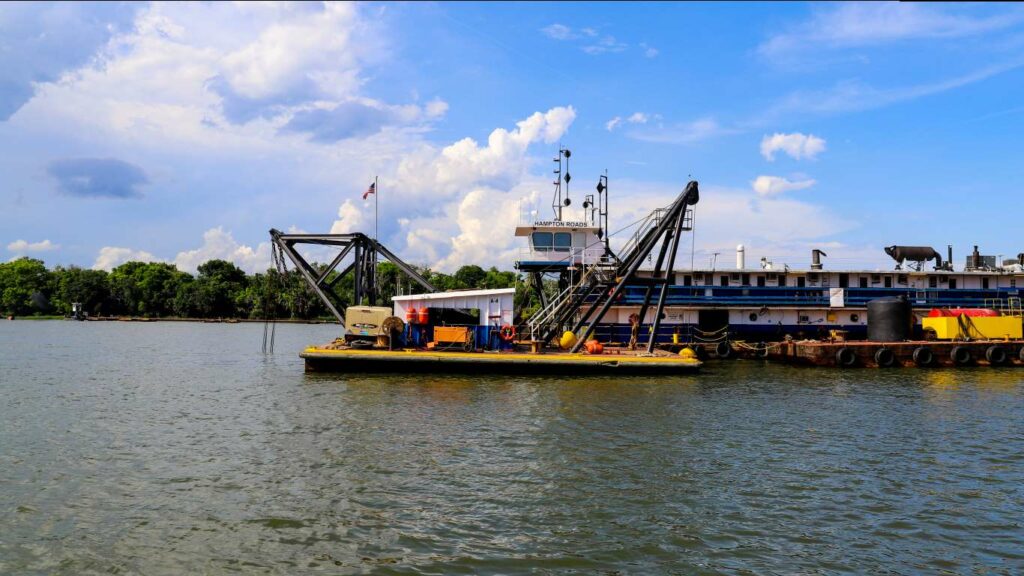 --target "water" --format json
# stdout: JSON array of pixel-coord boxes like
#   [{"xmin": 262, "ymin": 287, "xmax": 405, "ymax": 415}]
[{"xmin": 2, "ymin": 321, "xmax": 1024, "ymax": 575}]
